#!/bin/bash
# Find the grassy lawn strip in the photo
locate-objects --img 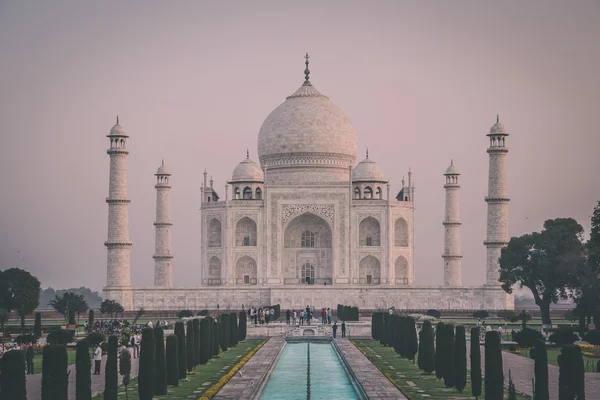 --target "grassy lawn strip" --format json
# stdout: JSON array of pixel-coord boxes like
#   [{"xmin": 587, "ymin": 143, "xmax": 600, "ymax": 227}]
[
  {"xmin": 505, "ymin": 347, "xmax": 599, "ymax": 369},
  {"xmin": 353, "ymin": 340, "xmax": 530, "ymax": 400},
  {"xmin": 94, "ymin": 339, "xmax": 264, "ymax": 399}
]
